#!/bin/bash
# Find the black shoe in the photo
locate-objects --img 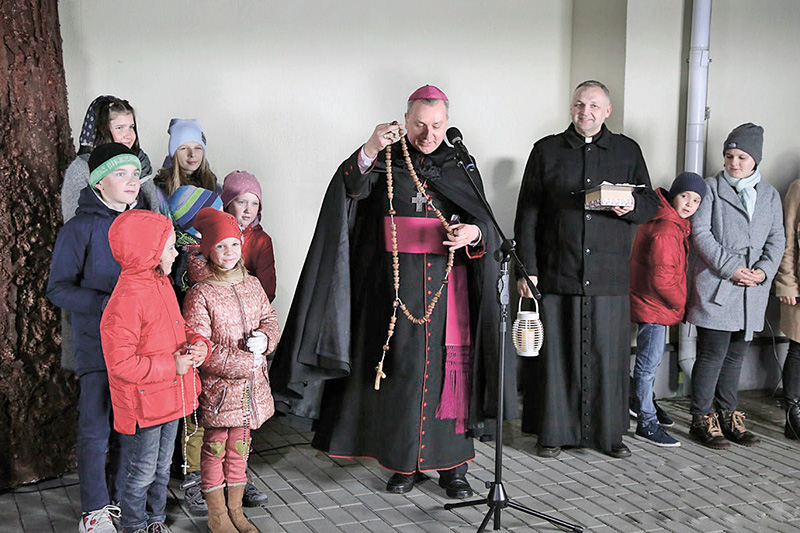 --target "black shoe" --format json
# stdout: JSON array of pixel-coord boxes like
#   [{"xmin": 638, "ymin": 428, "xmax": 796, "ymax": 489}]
[
  {"xmin": 607, "ymin": 443, "xmax": 631, "ymax": 458},
  {"xmin": 386, "ymin": 471, "xmax": 427, "ymax": 494},
  {"xmin": 535, "ymin": 444, "xmax": 561, "ymax": 458},
  {"xmin": 718, "ymin": 409, "xmax": 760, "ymax": 447},
  {"xmin": 654, "ymin": 399, "xmax": 674, "ymax": 427},
  {"xmin": 438, "ymin": 472, "xmax": 473, "ymax": 499},
  {"xmin": 690, "ymin": 413, "xmax": 730, "ymax": 450},
  {"xmin": 242, "ymin": 478, "xmax": 268, "ymax": 507},
  {"xmin": 785, "ymin": 398, "xmax": 800, "ymax": 440}
]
